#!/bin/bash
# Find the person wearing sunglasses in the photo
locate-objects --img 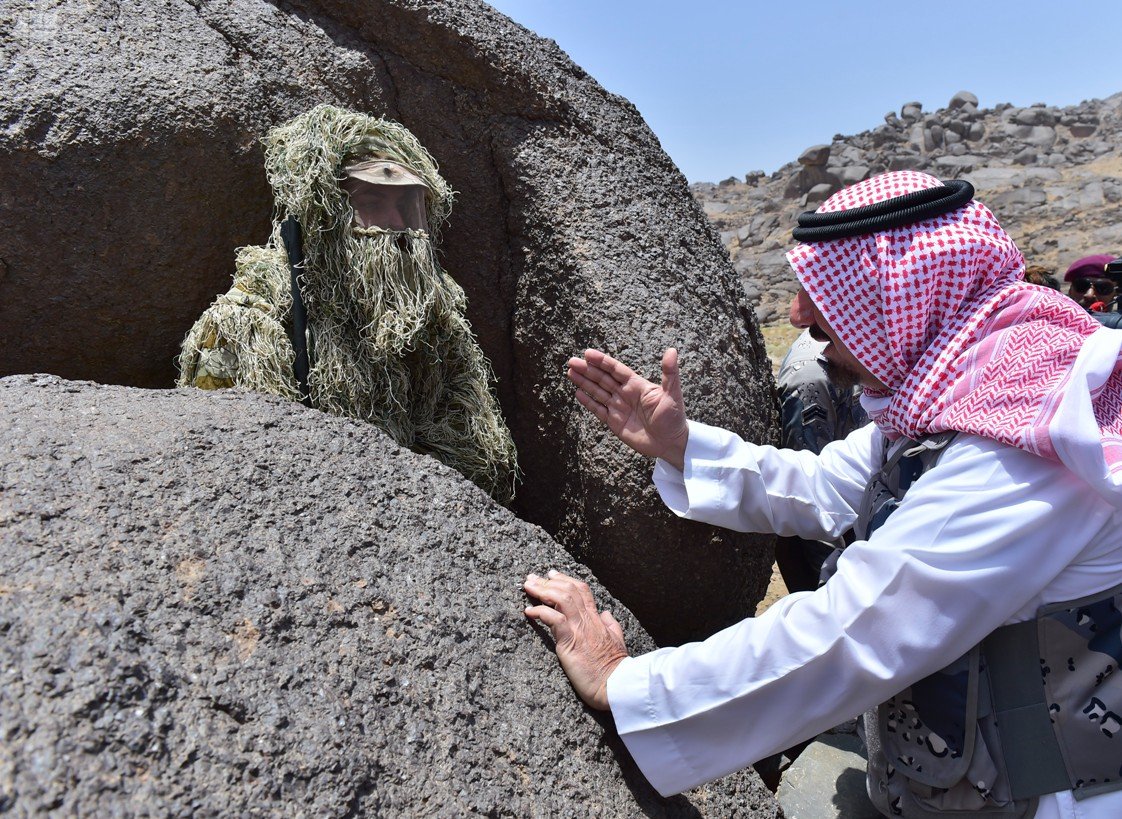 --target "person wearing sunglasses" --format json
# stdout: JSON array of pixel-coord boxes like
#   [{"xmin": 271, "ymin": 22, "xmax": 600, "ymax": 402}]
[
  {"xmin": 1084, "ymin": 258, "xmax": 1122, "ymax": 329},
  {"xmin": 1063, "ymin": 254, "xmax": 1118, "ymax": 312}
]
